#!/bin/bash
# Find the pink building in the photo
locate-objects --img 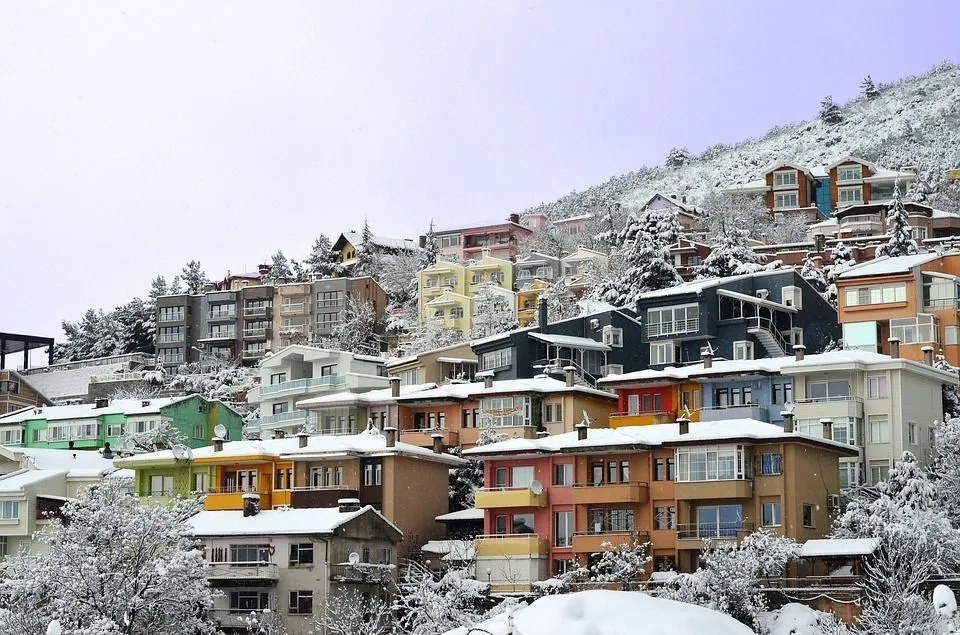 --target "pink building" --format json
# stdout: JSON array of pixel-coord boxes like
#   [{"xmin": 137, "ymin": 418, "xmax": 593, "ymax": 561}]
[{"xmin": 434, "ymin": 214, "xmax": 533, "ymax": 262}]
